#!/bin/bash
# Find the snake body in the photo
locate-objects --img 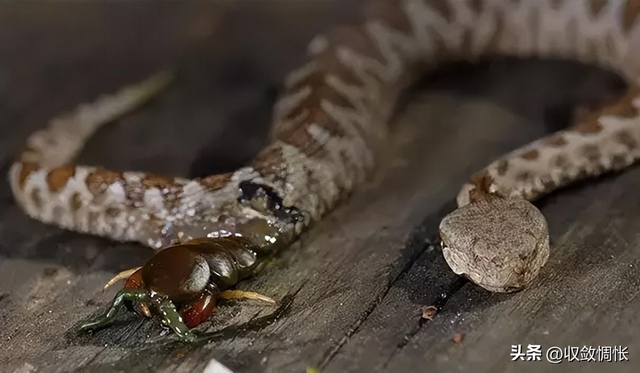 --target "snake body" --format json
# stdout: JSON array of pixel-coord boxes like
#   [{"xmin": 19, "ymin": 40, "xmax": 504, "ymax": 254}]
[{"xmin": 9, "ymin": 0, "xmax": 640, "ymax": 293}]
